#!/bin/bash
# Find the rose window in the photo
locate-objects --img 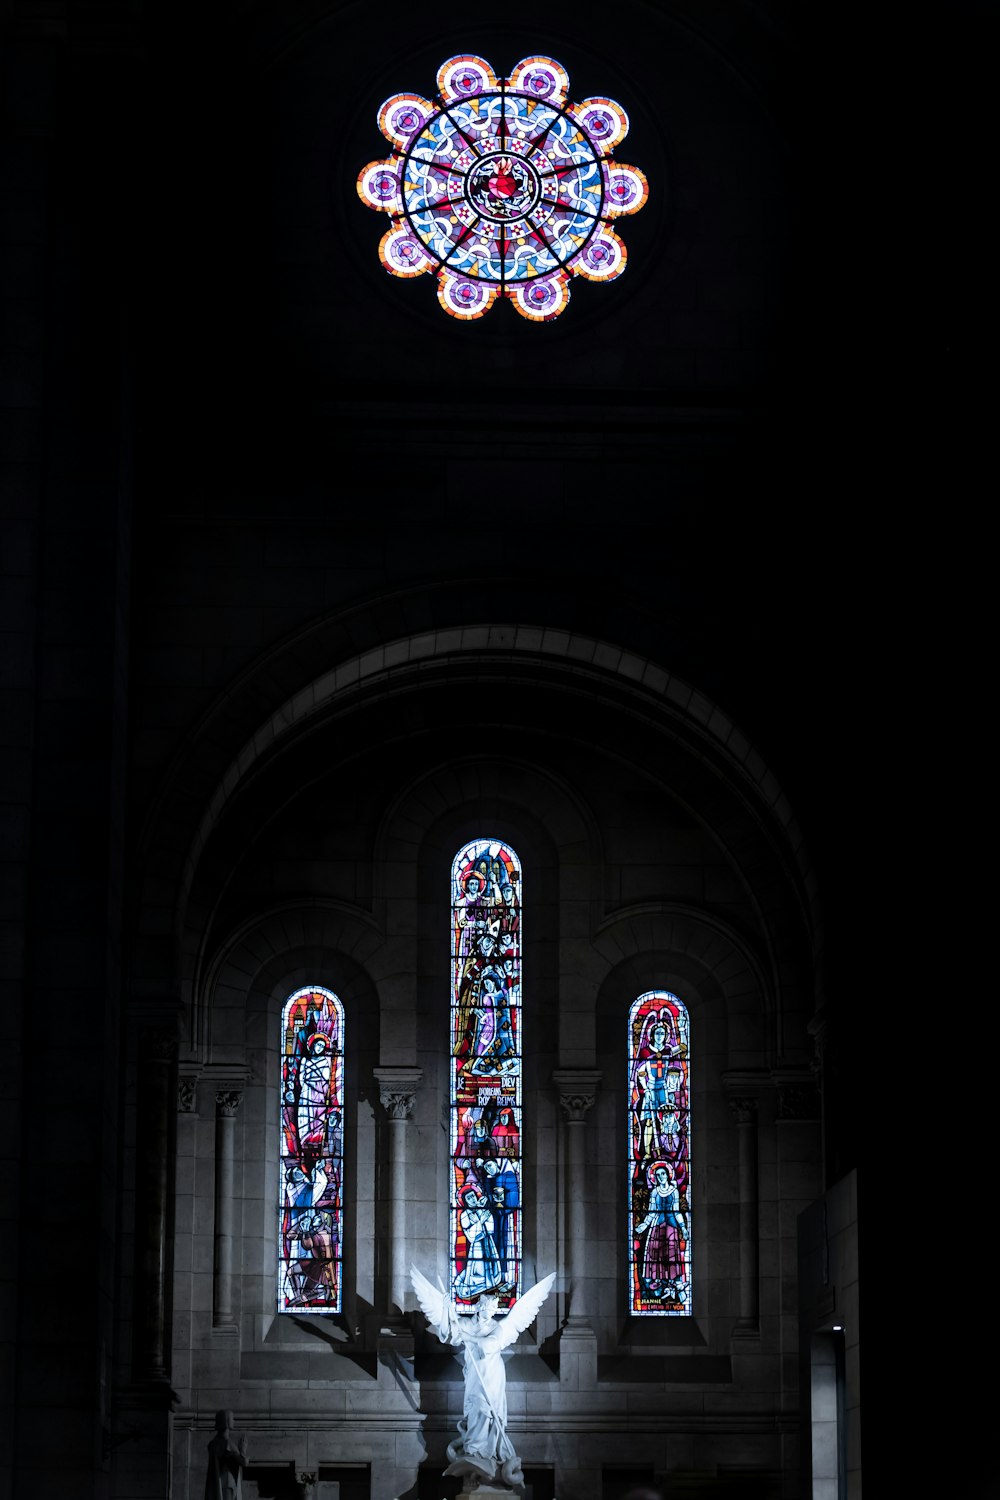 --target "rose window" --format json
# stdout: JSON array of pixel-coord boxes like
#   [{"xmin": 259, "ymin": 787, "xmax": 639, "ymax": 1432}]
[{"xmin": 358, "ymin": 54, "xmax": 648, "ymax": 322}]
